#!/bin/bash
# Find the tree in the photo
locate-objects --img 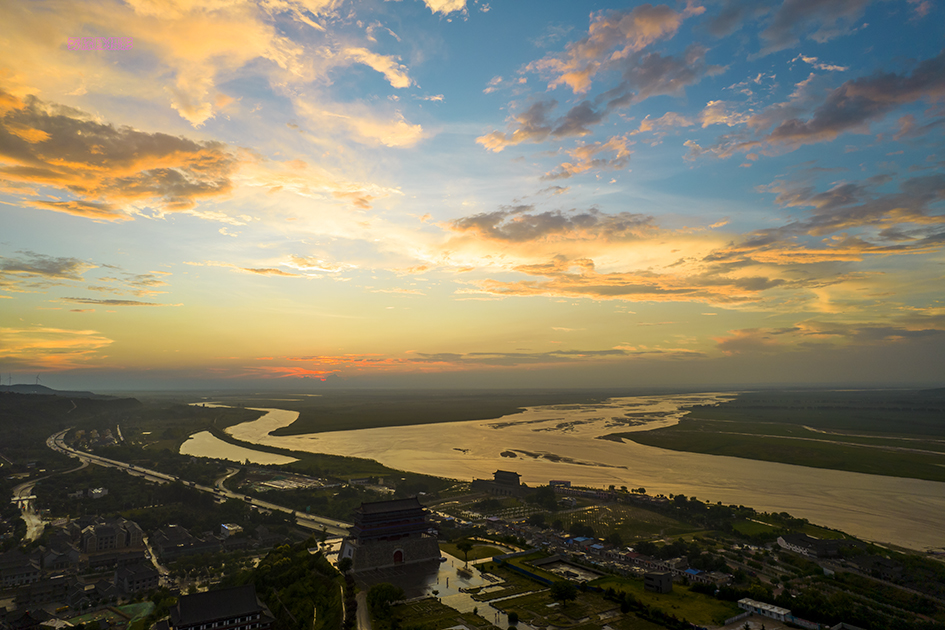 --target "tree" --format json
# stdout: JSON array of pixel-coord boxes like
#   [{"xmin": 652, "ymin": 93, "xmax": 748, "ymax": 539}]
[
  {"xmin": 337, "ymin": 557, "xmax": 352, "ymax": 574},
  {"xmin": 456, "ymin": 539, "xmax": 474, "ymax": 566},
  {"xmin": 367, "ymin": 583, "xmax": 404, "ymax": 618},
  {"xmin": 527, "ymin": 486, "xmax": 558, "ymax": 511},
  {"xmin": 569, "ymin": 523, "xmax": 594, "ymax": 538},
  {"xmin": 507, "ymin": 611, "xmax": 519, "ymax": 626},
  {"xmin": 550, "ymin": 581, "xmax": 578, "ymax": 608},
  {"xmin": 527, "ymin": 513, "xmax": 546, "ymax": 528}
]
